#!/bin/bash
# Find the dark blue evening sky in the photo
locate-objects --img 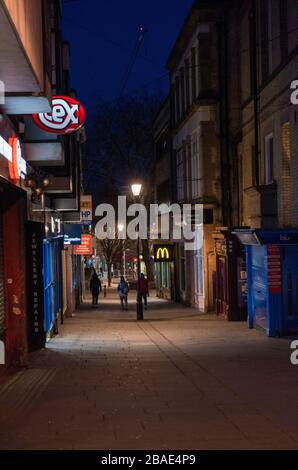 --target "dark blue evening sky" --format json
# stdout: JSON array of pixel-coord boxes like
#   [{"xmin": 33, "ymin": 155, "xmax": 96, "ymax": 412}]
[{"xmin": 62, "ymin": 0, "xmax": 193, "ymax": 119}]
